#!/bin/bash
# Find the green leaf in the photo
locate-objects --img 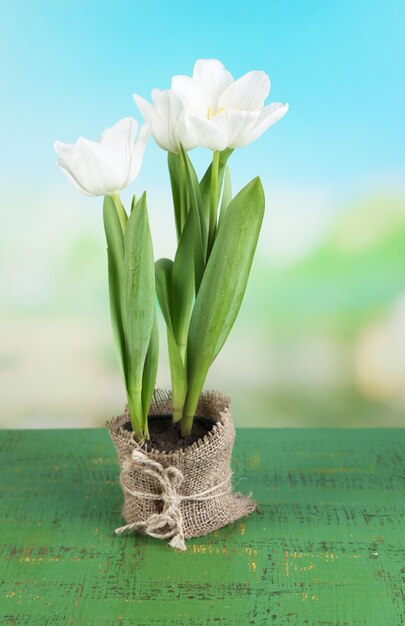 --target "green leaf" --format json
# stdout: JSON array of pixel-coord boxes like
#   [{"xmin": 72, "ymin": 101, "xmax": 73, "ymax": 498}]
[
  {"xmin": 180, "ymin": 147, "xmax": 206, "ymax": 291},
  {"xmin": 199, "ymin": 148, "xmax": 233, "ymax": 234},
  {"xmin": 216, "ymin": 165, "xmax": 232, "ymax": 234},
  {"xmin": 171, "ymin": 208, "xmax": 195, "ymax": 353},
  {"xmin": 141, "ymin": 311, "xmax": 159, "ymax": 431},
  {"xmin": 167, "ymin": 331, "xmax": 187, "ymax": 422},
  {"xmin": 123, "ymin": 192, "xmax": 155, "ymax": 432},
  {"xmin": 103, "ymin": 196, "xmax": 126, "ymax": 380},
  {"xmin": 155, "ymin": 258, "xmax": 187, "ymax": 421},
  {"xmin": 168, "ymin": 152, "xmax": 182, "ymax": 240},
  {"xmin": 183, "ymin": 177, "xmax": 265, "ymax": 420},
  {"xmin": 155, "ymin": 258, "xmax": 174, "ymax": 333},
  {"xmin": 111, "ymin": 194, "xmax": 128, "ymax": 231}
]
